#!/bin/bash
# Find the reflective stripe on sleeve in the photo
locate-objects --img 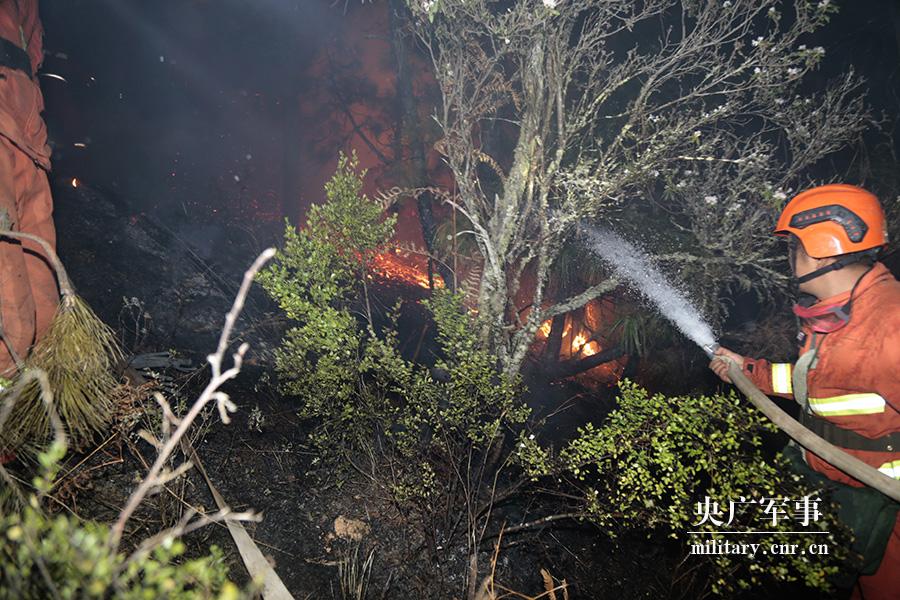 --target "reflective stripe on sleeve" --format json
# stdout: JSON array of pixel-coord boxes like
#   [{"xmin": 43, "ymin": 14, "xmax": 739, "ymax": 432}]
[
  {"xmin": 878, "ymin": 460, "xmax": 900, "ymax": 480},
  {"xmin": 808, "ymin": 393, "xmax": 886, "ymax": 417},
  {"xmin": 771, "ymin": 363, "xmax": 793, "ymax": 394}
]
